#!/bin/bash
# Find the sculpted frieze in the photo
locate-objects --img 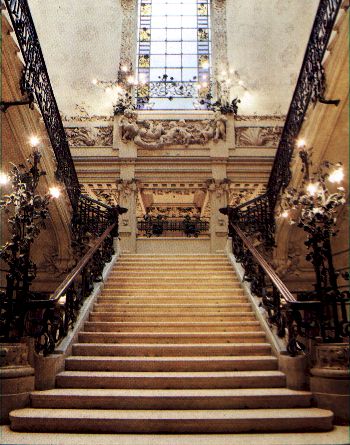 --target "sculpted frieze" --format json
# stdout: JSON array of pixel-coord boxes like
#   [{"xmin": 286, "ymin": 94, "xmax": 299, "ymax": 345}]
[
  {"xmin": 235, "ymin": 126, "xmax": 282, "ymax": 147},
  {"xmin": 66, "ymin": 126, "xmax": 113, "ymax": 147},
  {"xmin": 119, "ymin": 109, "xmax": 227, "ymax": 148}
]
